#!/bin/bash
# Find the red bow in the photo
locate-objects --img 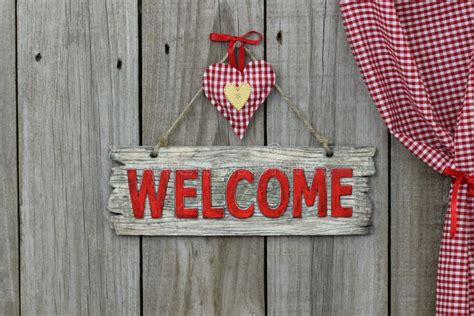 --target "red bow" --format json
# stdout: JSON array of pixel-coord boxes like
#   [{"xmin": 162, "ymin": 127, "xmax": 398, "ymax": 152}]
[
  {"xmin": 209, "ymin": 31, "xmax": 263, "ymax": 71},
  {"xmin": 443, "ymin": 167, "xmax": 474, "ymax": 237}
]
